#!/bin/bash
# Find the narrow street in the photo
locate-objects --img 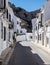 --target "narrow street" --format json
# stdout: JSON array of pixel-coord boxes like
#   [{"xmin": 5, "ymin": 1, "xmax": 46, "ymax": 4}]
[{"xmin": 7, "ymin": 41, "xmax": 50, "ymax": 65}]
